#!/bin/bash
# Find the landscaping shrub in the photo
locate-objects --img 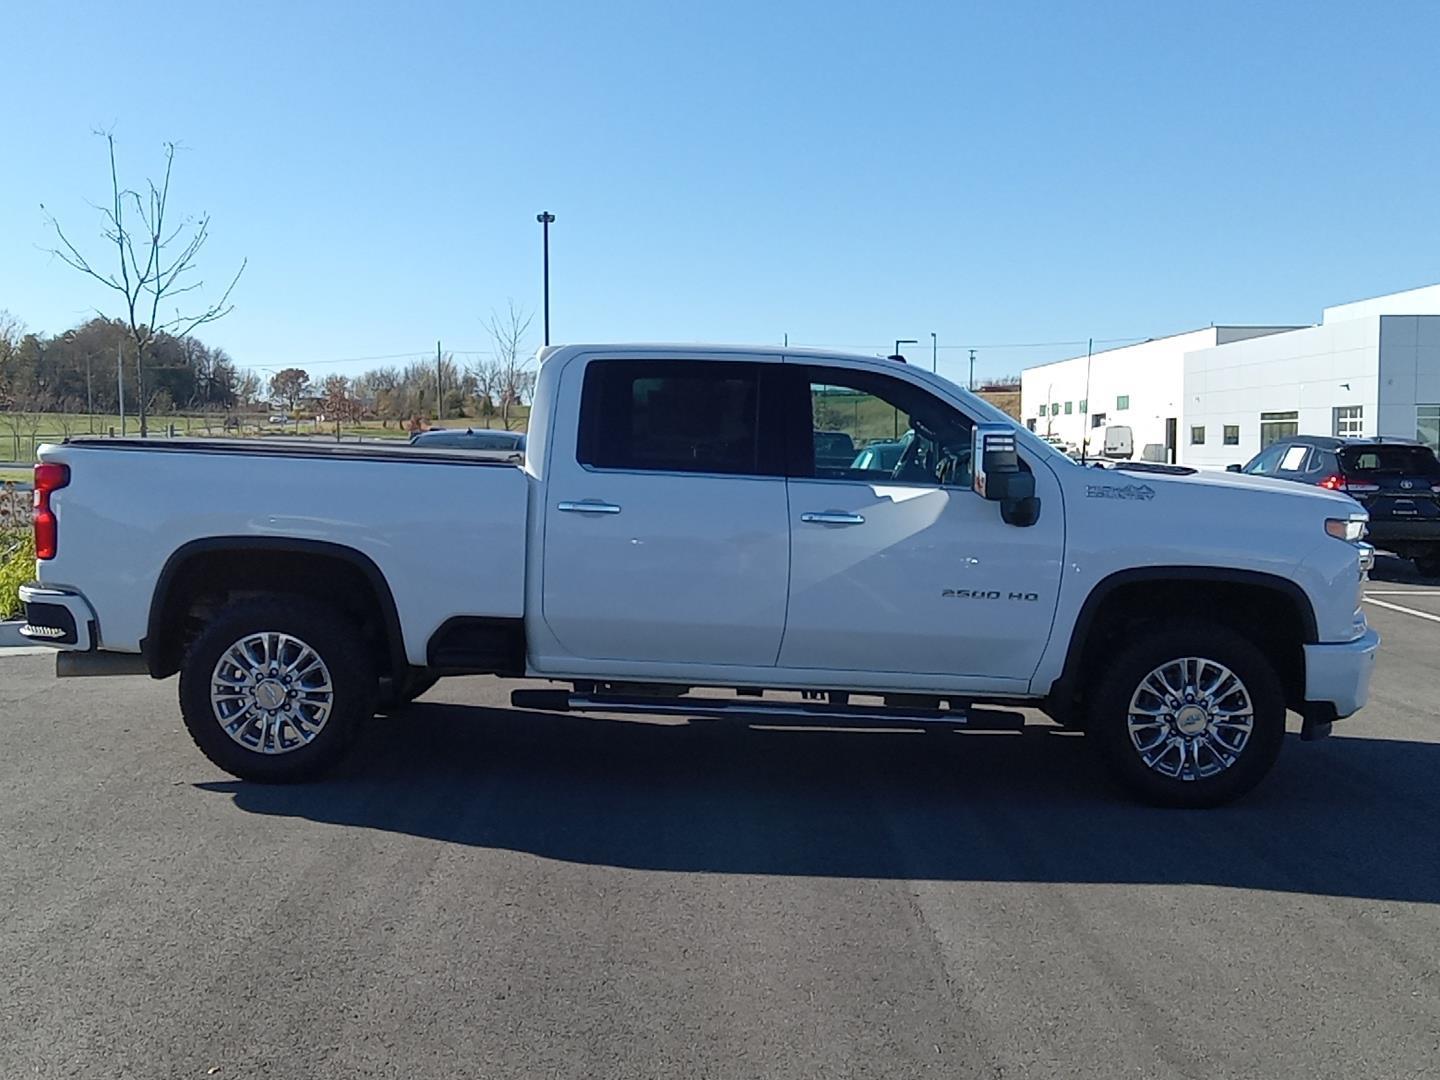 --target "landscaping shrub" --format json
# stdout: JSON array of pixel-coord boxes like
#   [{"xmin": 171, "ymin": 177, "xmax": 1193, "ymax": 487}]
[{"xmin": 0, "ymin": 530, "xmax": 32, "ymax": 620}]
